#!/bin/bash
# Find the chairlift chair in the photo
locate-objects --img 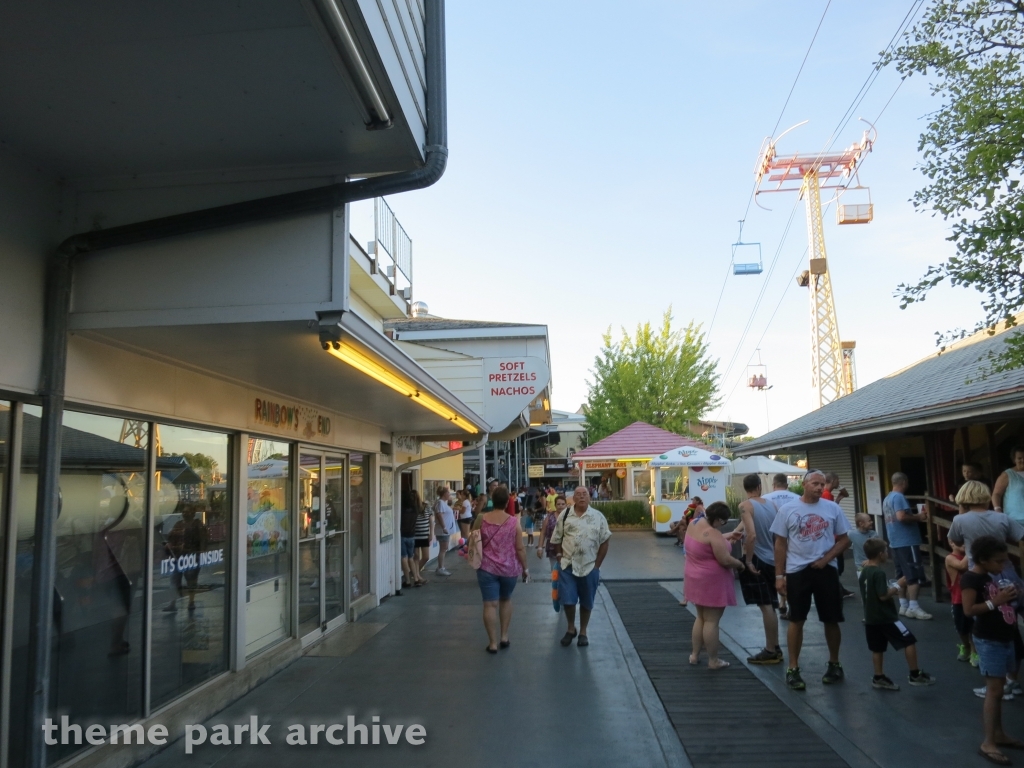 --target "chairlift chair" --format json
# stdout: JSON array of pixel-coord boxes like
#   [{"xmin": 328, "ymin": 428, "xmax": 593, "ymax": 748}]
[
  {"xmin": 732, "ymin": 240, "xmax": 763, "ymax": 276},
  {"xmin": 747, "ymin": 363, "xmax": 768, "ymax": 390},
  {"xmin": 836, "ymin": 182, "xmax": 873, "ymax": 225}
]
